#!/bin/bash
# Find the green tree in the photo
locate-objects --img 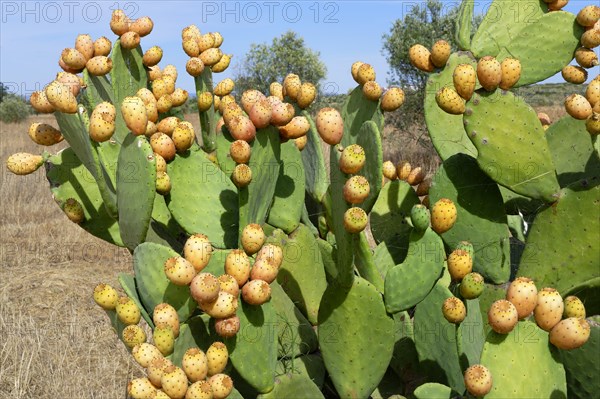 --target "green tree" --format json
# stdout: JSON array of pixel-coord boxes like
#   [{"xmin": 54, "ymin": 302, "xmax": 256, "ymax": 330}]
[
  {"xmin": 0, "ymin": 82, "xmax": 10, "ymax": 102},
  {"xmin": 234, "ymin": 31, "xmax": 327, "ymax": 96}
]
